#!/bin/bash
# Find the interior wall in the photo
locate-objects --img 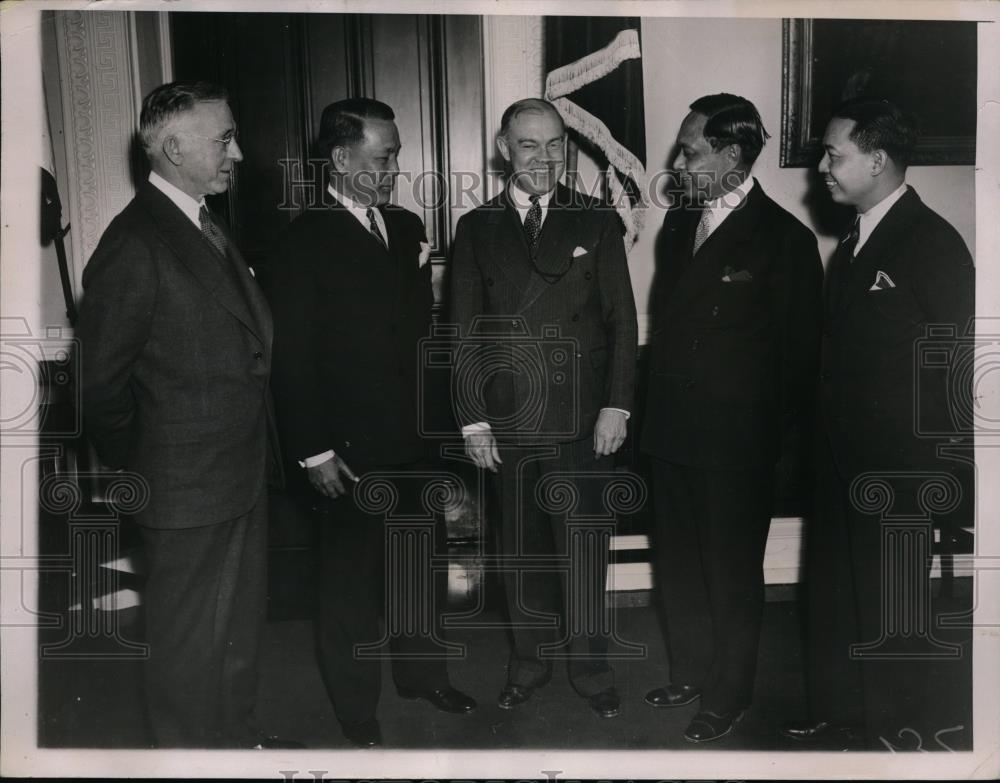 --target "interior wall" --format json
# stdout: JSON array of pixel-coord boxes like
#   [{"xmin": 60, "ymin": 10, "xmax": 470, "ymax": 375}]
[{"xmin": 569, "ymin": 17, "xmax": 977, "ymax": 342}]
